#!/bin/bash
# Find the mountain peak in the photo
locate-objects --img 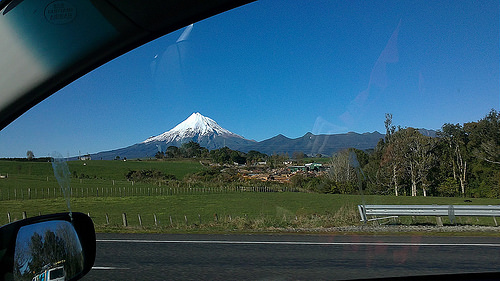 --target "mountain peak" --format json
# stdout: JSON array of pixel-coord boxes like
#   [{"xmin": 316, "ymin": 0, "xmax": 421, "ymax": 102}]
[
  {"xmin": 143, "ymin": 112, "xmax": 242, "ymax": 143},
  {"xmin": 177, "ymin": 112, "xmax": 219, "ymax": 133}
]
